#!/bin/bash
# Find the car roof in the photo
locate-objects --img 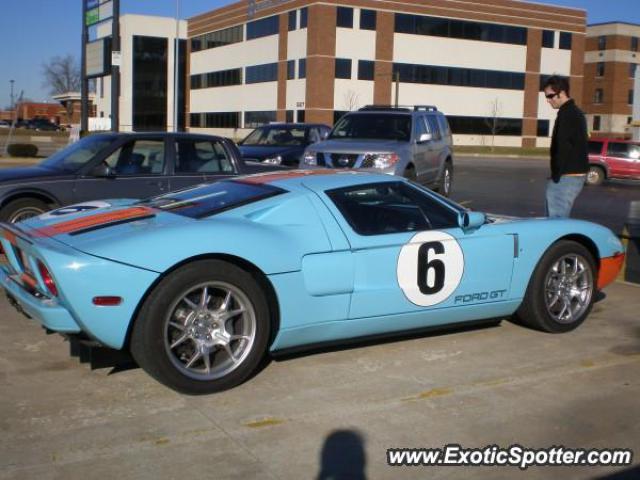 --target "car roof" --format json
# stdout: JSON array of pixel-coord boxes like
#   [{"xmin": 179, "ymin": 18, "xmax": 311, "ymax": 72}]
[
  {"xmin": 85, "ymin": 131, "xmax": 226, "ymax": 141},
  {"xmin": 235, "ymin": 169, "xmax": 400, "ymax": 191}
]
